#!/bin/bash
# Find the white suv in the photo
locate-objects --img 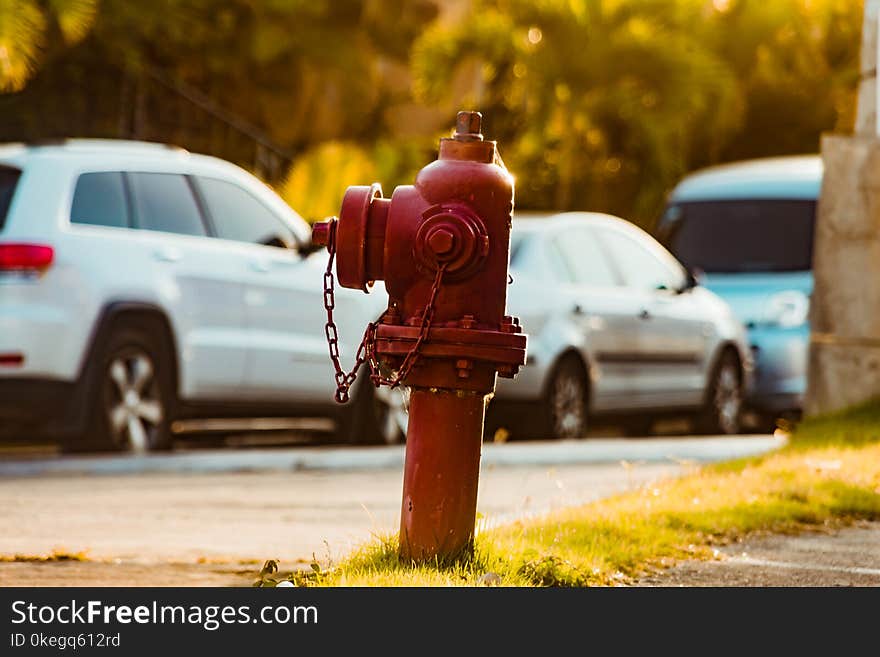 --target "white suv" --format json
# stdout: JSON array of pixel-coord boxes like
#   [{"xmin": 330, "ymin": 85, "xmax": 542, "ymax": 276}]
[{"xmin": 0, "ymin": 140, "xmax": 404, "ymax": 452}]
